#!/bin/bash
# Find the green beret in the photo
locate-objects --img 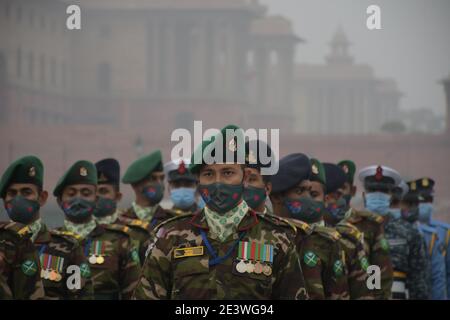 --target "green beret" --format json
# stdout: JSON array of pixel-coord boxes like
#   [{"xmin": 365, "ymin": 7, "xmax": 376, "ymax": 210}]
[
  {"xmin": 189, "ymin": 124, "xmax": 246, "ymax": 174},
  {"xmin": 338, "ymin": 160, "xmax": 356, "ymax": 184},
  {"xmin": 0, "ymin": 156, "xmax": 44, "ymax": 198},
  {"xmin": 122, "ymin": 150, "xmax": 163, "ymax": 184},
  {"xmin": 310, "ymin": 158, "xmax": 326, "ymax": 187},
  {"xmin": 53, "ymin": 160, "xmax": 97, "ymax": 197}
]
